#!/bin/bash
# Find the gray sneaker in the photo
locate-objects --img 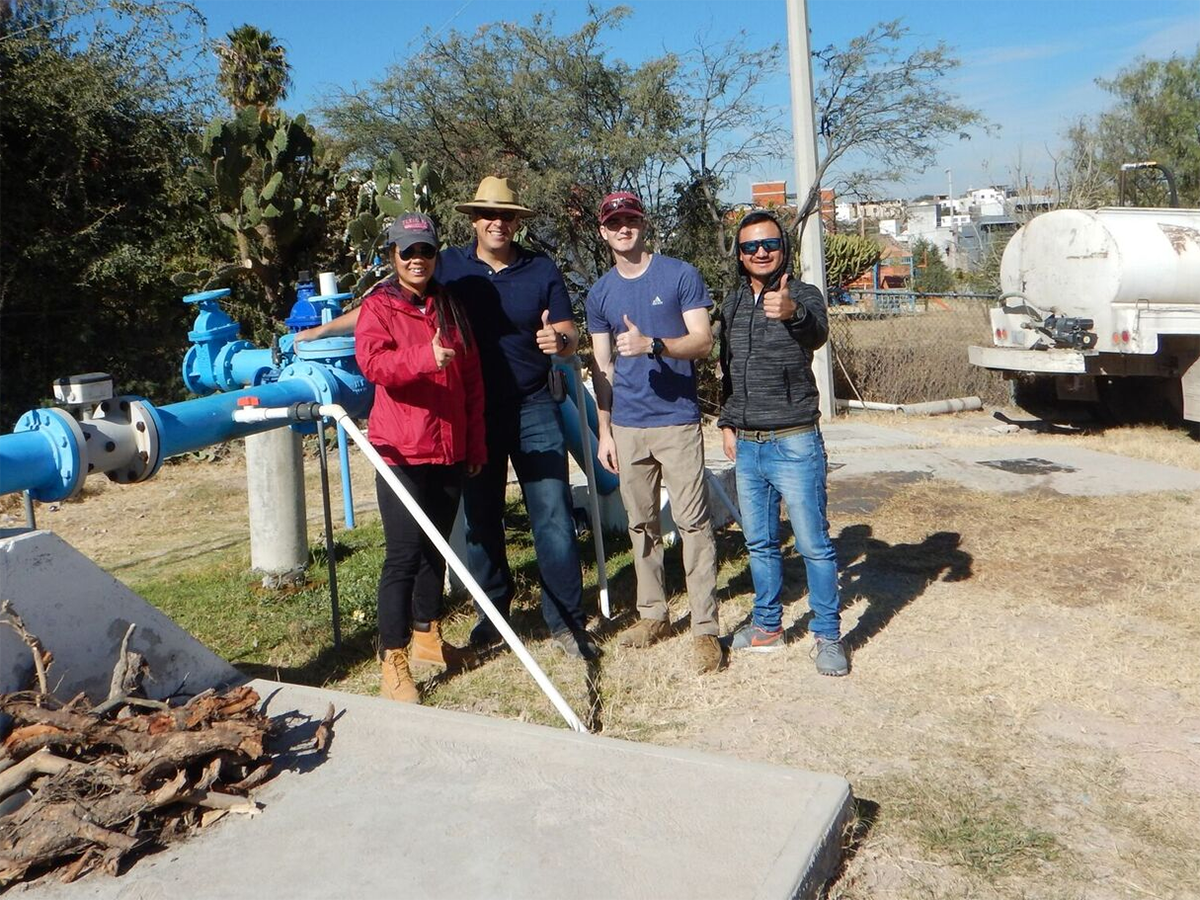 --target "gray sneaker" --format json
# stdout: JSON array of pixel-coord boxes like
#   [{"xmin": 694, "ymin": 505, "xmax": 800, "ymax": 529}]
[
  {"xmin": 725, "ymin": 622, "xmax": 785, "ymax": 653},
  {"xmin": 812, "ymin": 637, "xmax": 849, "ymax": 676},
  {"xmin": 551, "ymin": 630, "xmax": 601, "ymax": 661}
]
